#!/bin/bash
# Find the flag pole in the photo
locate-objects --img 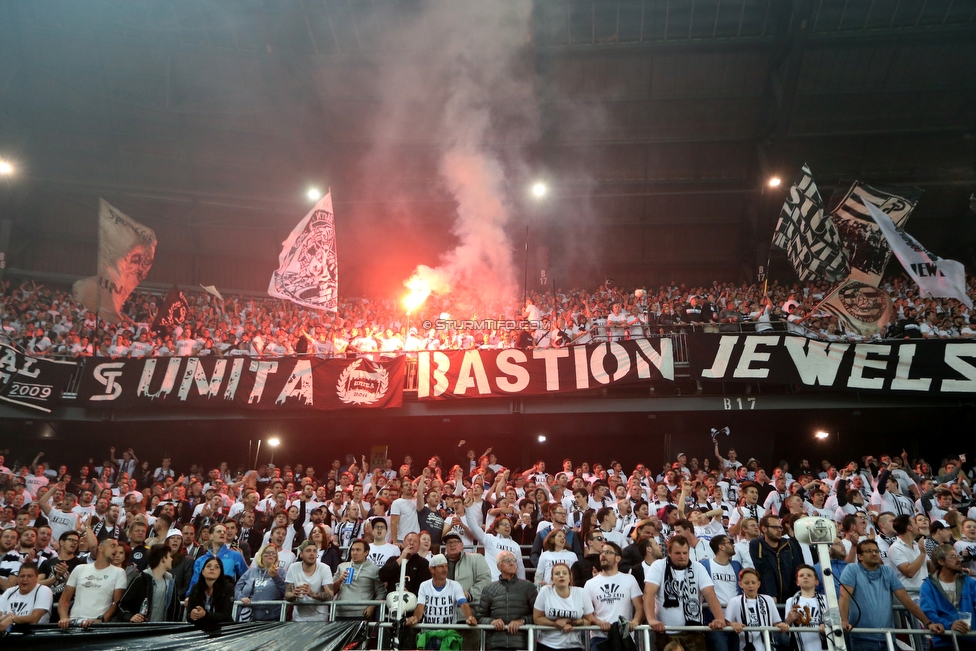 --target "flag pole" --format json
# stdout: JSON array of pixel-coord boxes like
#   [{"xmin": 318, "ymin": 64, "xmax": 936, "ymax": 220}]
[{"xmin": 522, "ymin": 226, "xmax": 529, "ymax": 306}]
